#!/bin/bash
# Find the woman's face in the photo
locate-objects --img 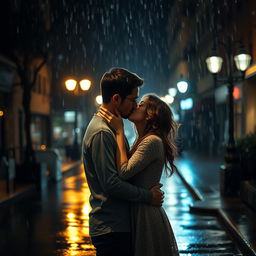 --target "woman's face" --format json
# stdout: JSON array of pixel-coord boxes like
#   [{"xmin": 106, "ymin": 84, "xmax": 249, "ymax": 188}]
[{"xmin": 128, "ymin": 97, "xmax": 149, "ymax": 123}]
